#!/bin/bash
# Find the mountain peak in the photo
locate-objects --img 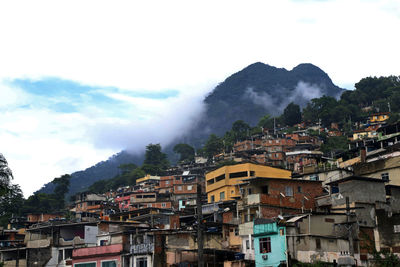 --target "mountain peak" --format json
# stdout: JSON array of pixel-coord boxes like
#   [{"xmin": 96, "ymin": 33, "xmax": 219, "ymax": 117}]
[{"xmin": 291, "ymin": 63, "xmax": 328, "ymax": 76}]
